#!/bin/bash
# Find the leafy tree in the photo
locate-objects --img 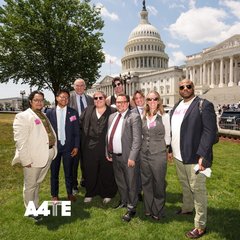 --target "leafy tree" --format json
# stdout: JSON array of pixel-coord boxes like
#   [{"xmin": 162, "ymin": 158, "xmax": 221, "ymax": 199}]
[{"xmin": 0, "ymin": 0, "xmax": 105, "ymax": 96}]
